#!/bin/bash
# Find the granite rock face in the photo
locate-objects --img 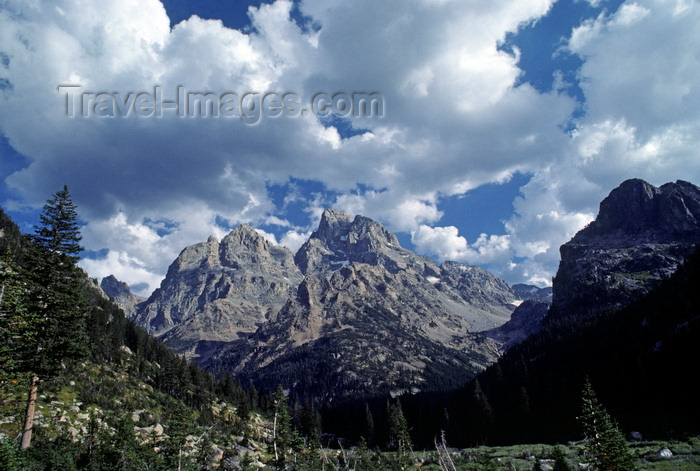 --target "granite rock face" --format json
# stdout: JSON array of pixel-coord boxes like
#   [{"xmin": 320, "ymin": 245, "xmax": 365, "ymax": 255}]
[
  {"xmin": 205, "ymin": 210, "xmax": 517, "ymax": 398},
  {"xmin": 122, "ymin": 209, "xmax": 519, "ymax": 398},
  {"xmin": 132, "ymin": 225, "xmax": 302, "ymax": 361},
  {"xmin": 511, "ymin": 284, "xmax": 553, "ymax": 302},
  {"xmin": 100, "ymin": 275, "xmax": 146, "ymax": 319},
  {"xmin": 549, "ymin": 179, "xmax": 700, "ymax": 318}
]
